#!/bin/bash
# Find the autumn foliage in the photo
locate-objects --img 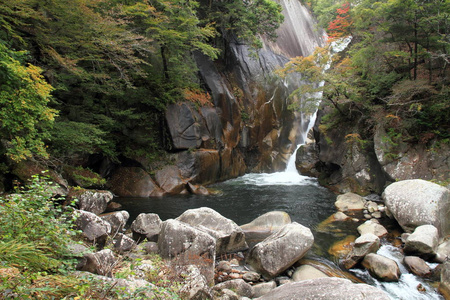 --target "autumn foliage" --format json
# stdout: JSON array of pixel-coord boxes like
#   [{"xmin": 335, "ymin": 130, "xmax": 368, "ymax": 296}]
[{"xmin": 327, "ymin": 2, "xmax": 352, "ymax": 40}]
